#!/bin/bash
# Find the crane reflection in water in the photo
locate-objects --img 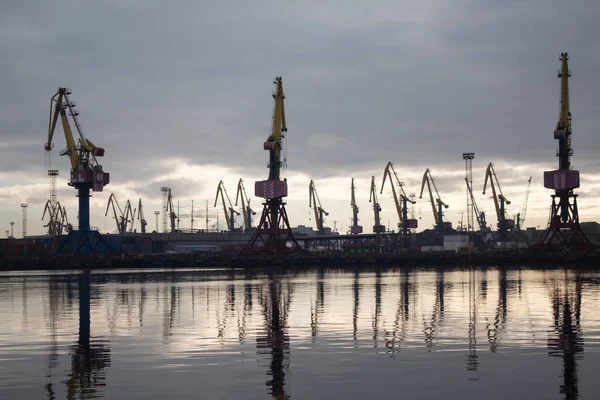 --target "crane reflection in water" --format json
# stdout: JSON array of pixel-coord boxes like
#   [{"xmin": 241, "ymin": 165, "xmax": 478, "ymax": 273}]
[
  {"xmin": 65, "ymin": 272, "xmax": 111, "ymax": 399},
  {"xmin": 547, "ymin": 271, "xmax": 583, "ymax": 400},
  {"xmin": 257, "ymin": 273, "xmax": 292, "ymax": 400}
]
